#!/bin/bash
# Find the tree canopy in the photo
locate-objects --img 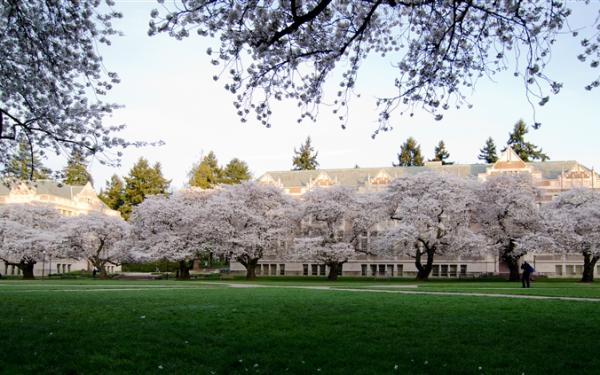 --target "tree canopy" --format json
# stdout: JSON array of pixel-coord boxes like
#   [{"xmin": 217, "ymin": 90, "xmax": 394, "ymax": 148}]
[
  {"xmin": 292, "ymin": 136, "xmax": 319, "ymax": 171},
  {"xmin": 432, "ymin": 140, "xmax": 452, "ymax": 165},
  {"xmin": 62, "ymin": 151, "xmax": 93, "ymax": 186},
  {"xmin": 505, "ymin": 120, "xmax": 549, "ymax": 162},
  {"xmin": 188, "ymin": 152, "xmax": 252, "ymax": 188},
  {"xmin": 393, "ymin": 137, "xmax": 424, "ymax": 167},
  {"xmin": 478, "ymin": 137, "xmax": 499, "ymax": 164},
  {"xmin": 0, "ymin": 0, "xmax": 138, "ymax": 175},
  {"xmin": 2, "ymin": 139, "xmax": 51, "ymax": 180},
  {"xmin": 151, "ymin": 1, "xmax": 600, "ymax": 132},
  {"xmin": 121, "ymin": 158, "xmax": 171, "ymax": 220}
]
